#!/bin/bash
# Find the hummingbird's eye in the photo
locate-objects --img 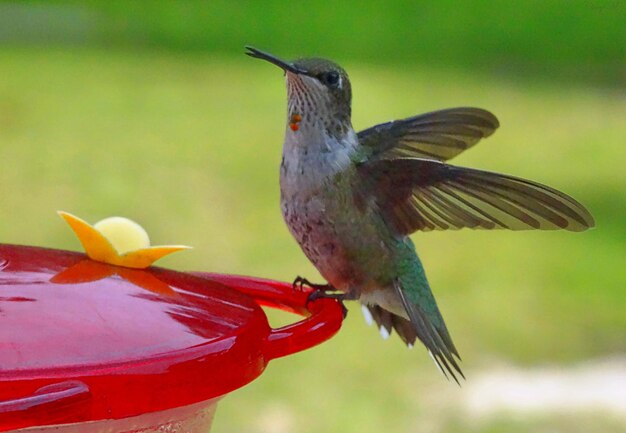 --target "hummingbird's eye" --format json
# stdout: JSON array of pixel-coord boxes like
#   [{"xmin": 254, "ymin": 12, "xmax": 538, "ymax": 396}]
[{"xmin": 320, "ymin": 71, "xmax": 340, "ymax": 88}]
